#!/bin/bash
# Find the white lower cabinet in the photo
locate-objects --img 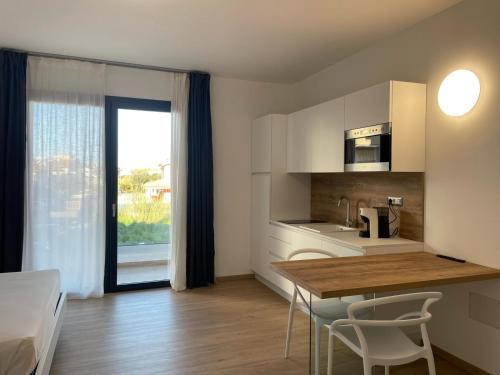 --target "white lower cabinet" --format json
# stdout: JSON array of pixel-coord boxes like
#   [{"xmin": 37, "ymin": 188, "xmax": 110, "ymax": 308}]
[
  {"xmin": 268, "ymin": 236, "xmax": 291, "ymax": 261},
  {"xmin": 321, "ymin": 240, "xmax": 362, "ymax": 258},
  {"xmin": 267, "ymin": 252, "xmax": 291, "ymax": 293},
  {"xmin": 268, "ymin": 224, "xmax": 293, "ymax": 244},
  {"xmin": 266, "ymin": 235, "xmax": 293, "ymax": 294},
  {"xmin": 259, "ymin": 224, "xmax": 363, "ymax": 297},
  {"xmin": 292, "ymin": 231, "xmax": 323, "ymax": 254}
]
